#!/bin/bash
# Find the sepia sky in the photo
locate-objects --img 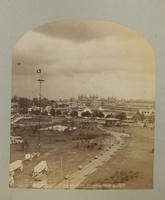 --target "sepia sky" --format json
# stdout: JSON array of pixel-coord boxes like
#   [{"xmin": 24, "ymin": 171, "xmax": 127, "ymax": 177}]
[{"xmin": 12, "ymin": 20, "xmax": 155, "ymax": 100}]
